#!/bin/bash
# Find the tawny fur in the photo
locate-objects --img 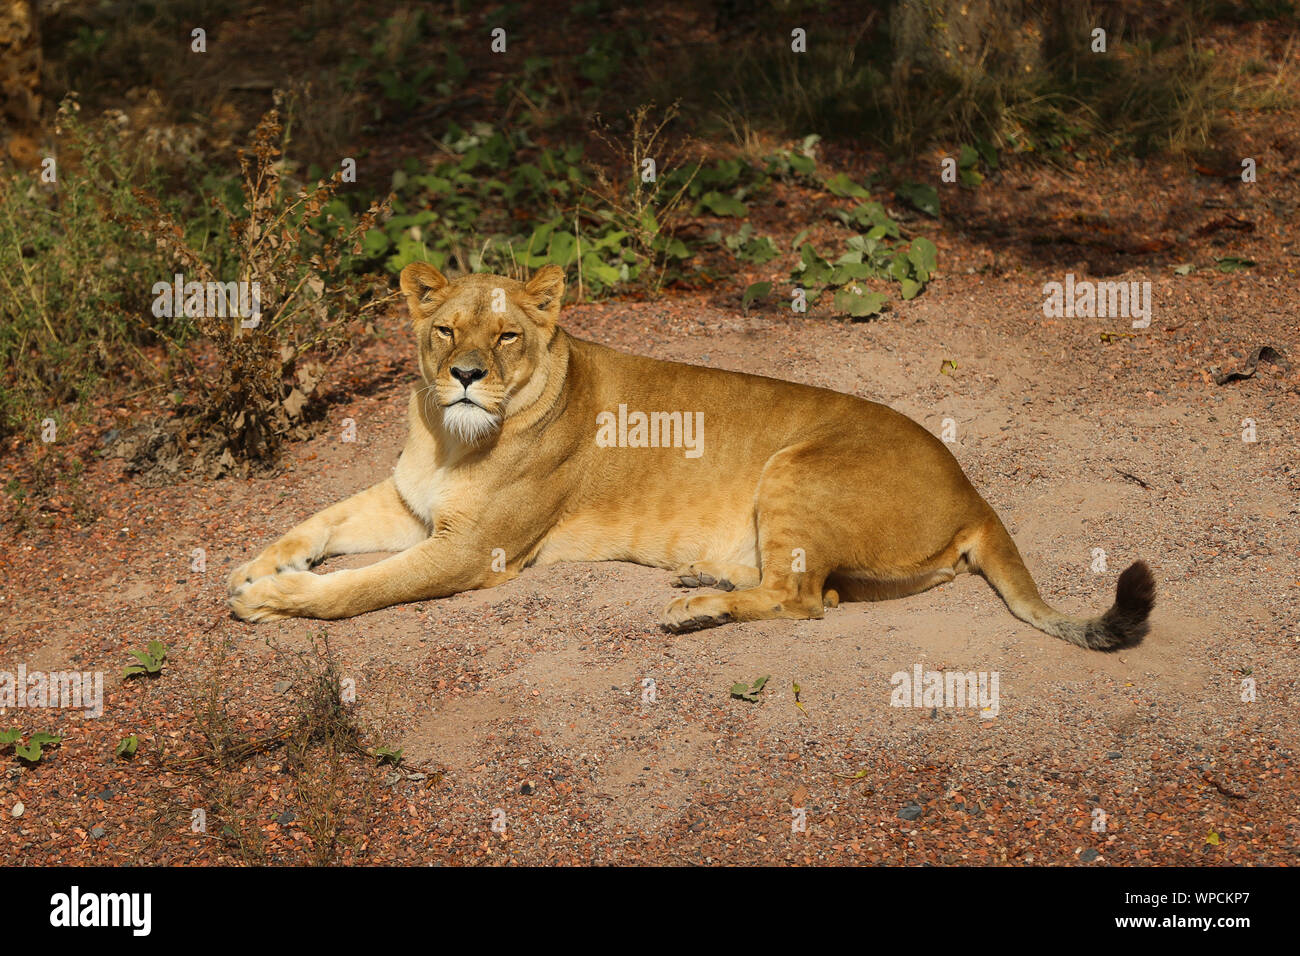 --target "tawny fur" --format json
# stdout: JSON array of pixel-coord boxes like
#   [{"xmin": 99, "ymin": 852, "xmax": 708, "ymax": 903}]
[{"xmin": 228, "ymin": 263, "xmax": 1155, "ymax": 650}]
